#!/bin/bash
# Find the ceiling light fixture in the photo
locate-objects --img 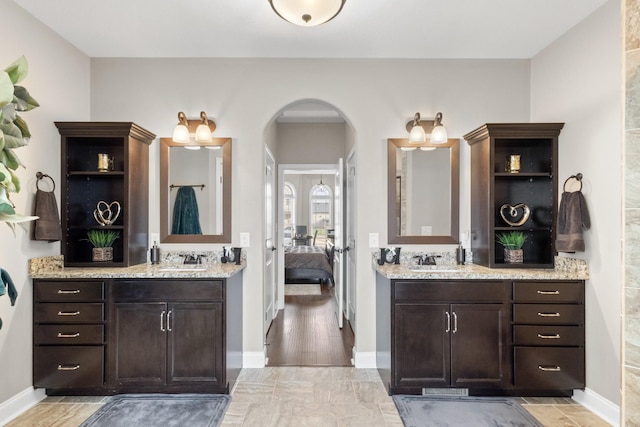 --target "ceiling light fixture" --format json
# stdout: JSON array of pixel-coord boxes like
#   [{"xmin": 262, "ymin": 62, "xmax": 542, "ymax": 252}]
[
  {"xmin": 406, "ymin": 111, "xmax": 449, "ymax": 146},
  {"xmin": 268, "ymin": 0, "xmax": 346, "ymax": 27}
]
